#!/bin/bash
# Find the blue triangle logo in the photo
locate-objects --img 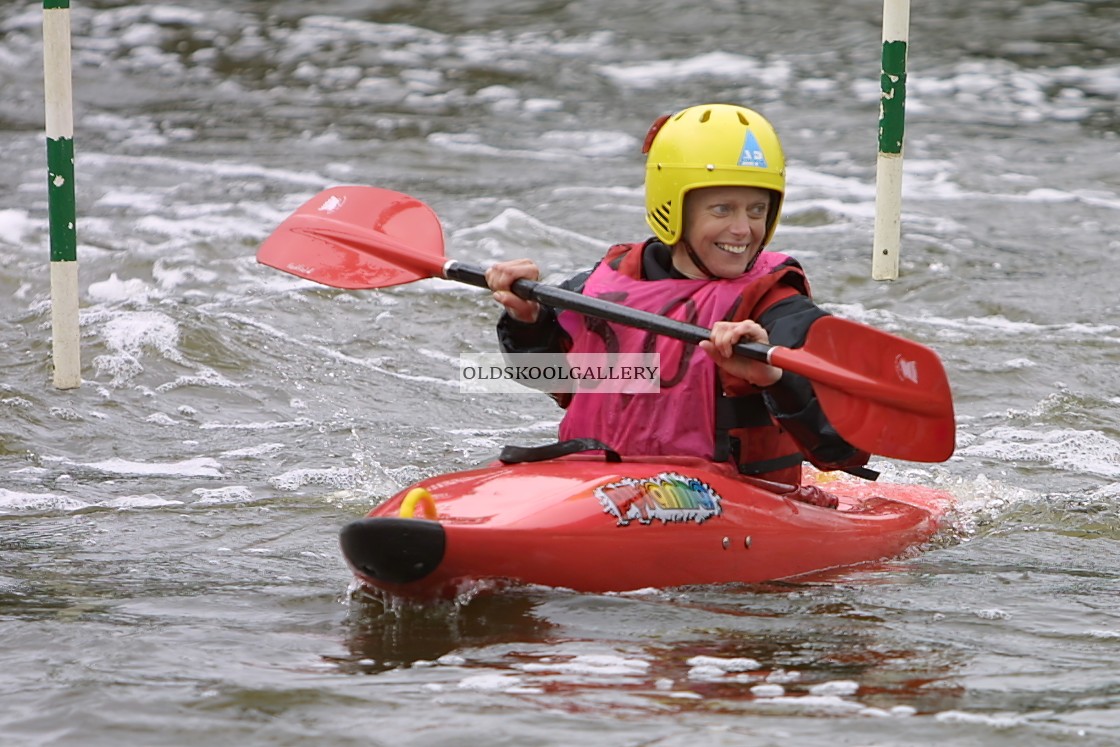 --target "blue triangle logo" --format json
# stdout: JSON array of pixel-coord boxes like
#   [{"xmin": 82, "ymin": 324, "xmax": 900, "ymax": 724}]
[{"xmin": 737, "ymin": 131, "xmax": 768, "ymax": 168}]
